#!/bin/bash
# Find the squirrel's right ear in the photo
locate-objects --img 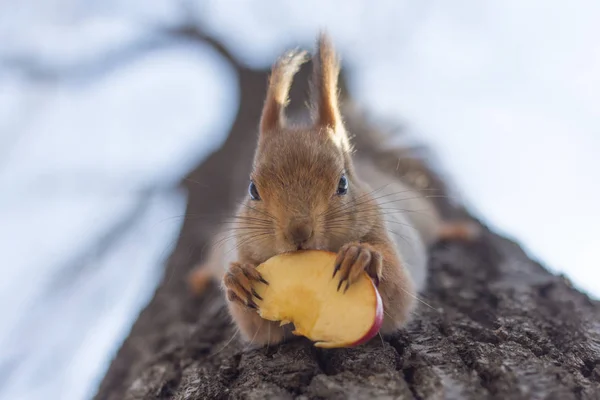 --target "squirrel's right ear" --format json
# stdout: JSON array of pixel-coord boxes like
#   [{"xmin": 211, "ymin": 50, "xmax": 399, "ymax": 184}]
[
  {"xmin": 259, "ymin": 49, "xmax": 309, "ymax": 140},
  {"xmin": 311, "ymin": 33, "xmax": 342, "ymax": 132}
]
